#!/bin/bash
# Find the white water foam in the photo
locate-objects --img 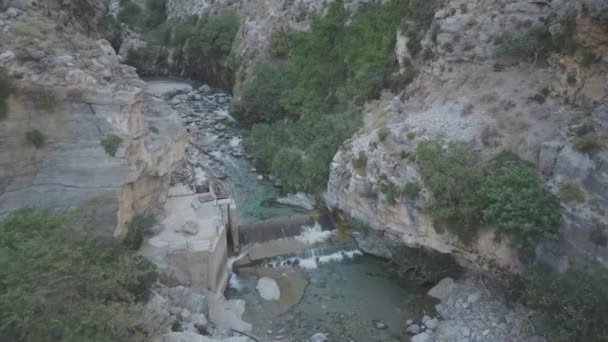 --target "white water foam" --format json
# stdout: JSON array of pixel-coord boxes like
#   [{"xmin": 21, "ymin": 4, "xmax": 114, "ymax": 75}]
[
  {"xmin": 301, "ymin": 250, "xmax": 363, "ymax": 269},
  {"xmin": 227, "ymin": 250, "xmax": 248, "ymax": 291},
  {"xmin": 295, "ymin": 222, "xmax": 334, "ymax": 245},
  {"xmin": 267, "ymin": 249, "xmax": 363, "ymax": 270},
  {"xmin": 229, "ymin": 136, "xmax": 241, "ymax": 148}
]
